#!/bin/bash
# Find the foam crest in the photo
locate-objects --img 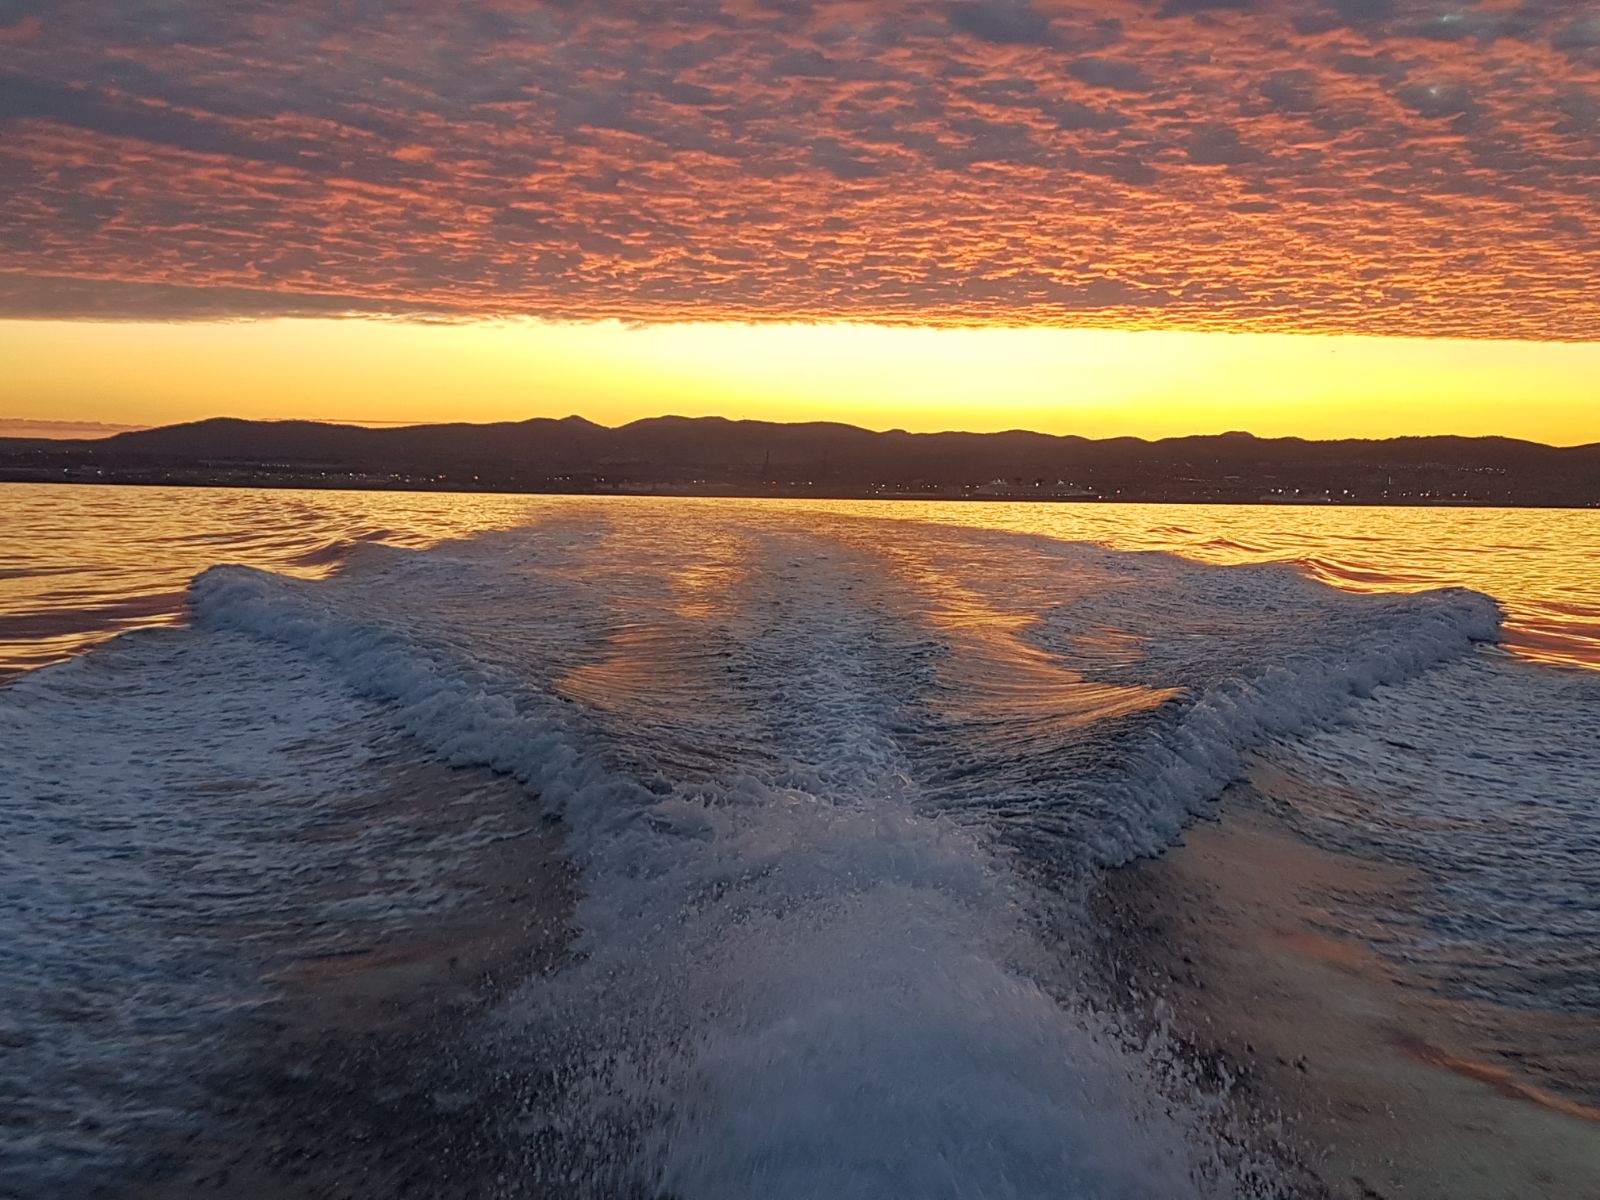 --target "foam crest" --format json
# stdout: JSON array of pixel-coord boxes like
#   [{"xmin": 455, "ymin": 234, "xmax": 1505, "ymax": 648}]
[{"xmin": 1026, "ymin": 556, "xmax": 1503, "ymax": 862}]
